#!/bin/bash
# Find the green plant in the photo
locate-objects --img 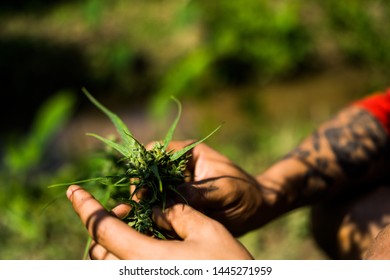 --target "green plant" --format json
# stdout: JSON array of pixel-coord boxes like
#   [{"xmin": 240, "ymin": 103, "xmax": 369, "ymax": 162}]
[
  {"xmin": 51, "ymin": 88, "xmax": 220, "ymax": 239},
  {"xmin": 0, "ymin": 91, "xmax": 80, "ymax": 259}
]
